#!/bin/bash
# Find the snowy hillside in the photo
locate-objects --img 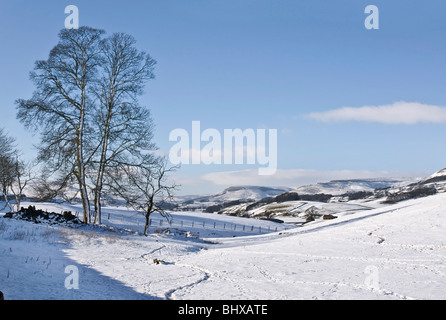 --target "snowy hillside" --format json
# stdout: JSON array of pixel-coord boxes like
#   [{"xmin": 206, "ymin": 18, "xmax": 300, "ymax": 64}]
[
  {"xmin": 292, "ymin": 178, "xmax": 415, "ymax": 195},
  {"xmin": 1, "ymin": 191, "xmax": 446, "ymax": 300},
  {"xmin": 175, "ymin": 179, "xmax": 415, "ymax": 213},
  {"xmin": 416, "ymin": 167, "xmax": 446, "ymax": 188},
  {"xmin": 215, "ymin": 175, "xmax": 442, "ymax": 218},
  {"xmin": 426, "ymin": 167, "xmax": 446, "ymax": 180},
  {"xmin": 380, "ymin": 168, "xmax": 446, "ymax": 204},
  {"xmin": 175, "ymin": 186, "xmax": 292, "ymax": 211},
  {"xmin": 202, "ymin": 186, "xmax": 292, "ymax": 202}
]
